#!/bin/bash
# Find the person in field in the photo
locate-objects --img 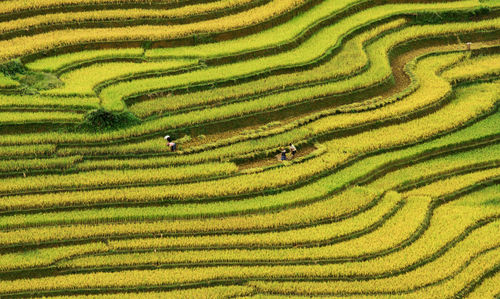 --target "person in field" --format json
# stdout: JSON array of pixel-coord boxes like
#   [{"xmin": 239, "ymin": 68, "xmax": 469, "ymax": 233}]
[
  {"xmin": 169, "ymin": 142, "xmax": 177, "ymax": 152},
  {"xmin": 289, "ymin": 143, "xmax": 297, "ymax": 157},
  {"xmin": 280, "ymin": 148, "xmax": 287, "ymax": 161},
  {"xmin": 165, "ymin": 135, "xmax": 176, "ymax": 152}
]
